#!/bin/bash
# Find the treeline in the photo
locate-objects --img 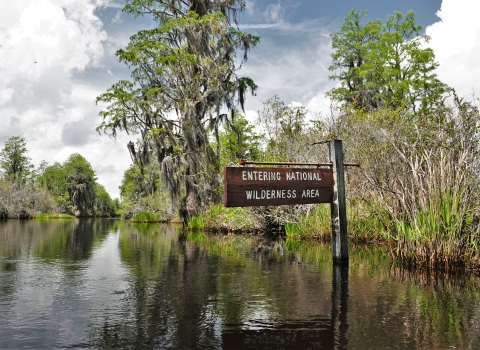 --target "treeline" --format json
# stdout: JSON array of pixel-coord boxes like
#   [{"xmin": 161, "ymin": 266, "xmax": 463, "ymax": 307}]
[
  {"xmin": 98, "ymin": 2, "xmax": 480, "ymax": 270},
  {"xmin": 0, "ymin": 136, "xmax": 118, "ymax": 219}
]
